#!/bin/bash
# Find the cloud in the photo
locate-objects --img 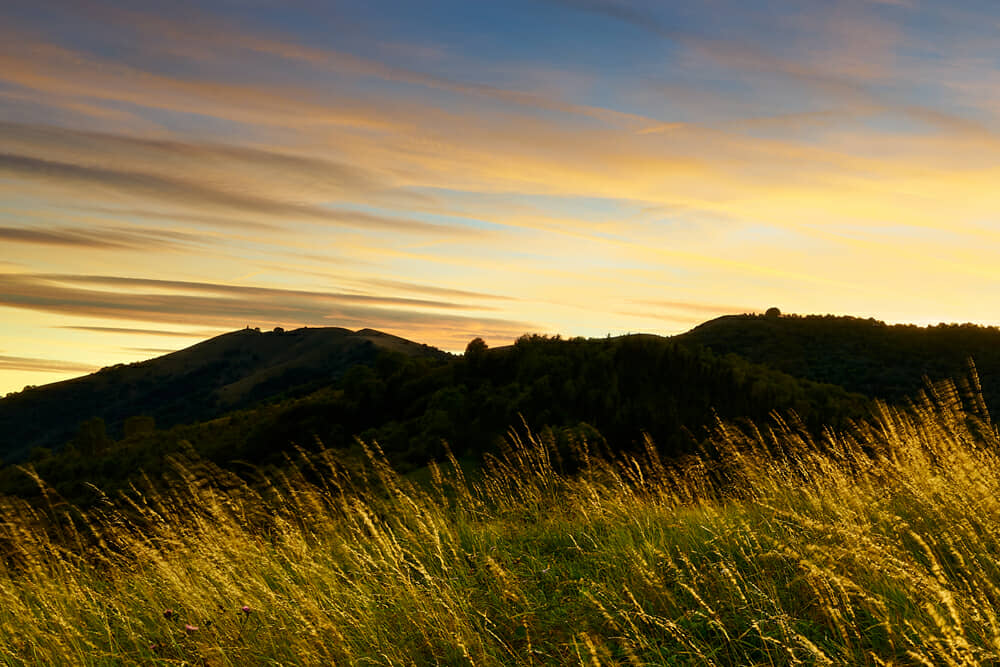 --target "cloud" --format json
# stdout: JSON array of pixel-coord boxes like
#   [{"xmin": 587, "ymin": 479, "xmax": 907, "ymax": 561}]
[
  {"xmin": 1, "ymin": 0, "xmax": 998, "ymax": 363},
  {"xmin": 57, "ymin": 326, "xmax": 207, "ymax": 337},
  {"xmin": 363, "ymin": 278, "xmax": 515, "ymax": 301},
  {"xmin": 0, "ymin": 273, "xmax": 536, "ymax": 349},
  {"xmin": 0, "ymin": 17, "xmax": 659, "ymax": 172},
  {"xmin": 0, "ymin": 223, "xmax": 205, "ymax": 250},
  {"xmin": 0, "ymin": 354, "xmax": 97, "ymax": 374},
  {"xmin": 546, "ymin": 0, "xmax": 680, "ymax": 39},
  {"xmin": 0, "ymin": 226, "xmax": 132, "ymax": 249},
  {"xmin": 0, "ymin": 87, "xmax": 155, "ymax": 129},
  {"xmin": 637, "ymin": 299, "xmax": 760, "ymax": 315},
  {"xmin": 2, "ymin": 22, "xmax": 992, "ymax": 247},
  {"xmin": 77, "ymin": 207, "xmax": 280, "ymax": 232},
  {"xmin": 30, "ymin": 274, "xmax": 485, "ymax": 310},
  {"xmin": 33, "ymin": 1, "xmax": 655, "ymax": 129},
  {"xmin": 0, "ymin": 152, "xmax": 477, "ymax": 237},
  {"xmin": 549, "ymin": 0, "xmax": 987, "ymax": 134},
  {"xmin": 0, "ymin": 31, "xmax": 397, "ymax": 133},
  {"xmin": 611, "ymin": 310, "xmax": 713, "ymax": 327},
  {"xmin": 0, "ymin": 121, "xmax": 425, "ymax": 207},
  {"xmin": 124, "ymin": 347, "xmax": 179, "ymax": 355}
]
